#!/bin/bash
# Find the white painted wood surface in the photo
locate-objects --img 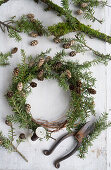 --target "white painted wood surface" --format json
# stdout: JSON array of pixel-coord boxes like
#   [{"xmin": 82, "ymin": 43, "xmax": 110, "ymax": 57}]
[{"xmin": 0, "ymin": 0, "xmax": 111, "ymax": 169}]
